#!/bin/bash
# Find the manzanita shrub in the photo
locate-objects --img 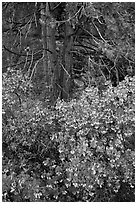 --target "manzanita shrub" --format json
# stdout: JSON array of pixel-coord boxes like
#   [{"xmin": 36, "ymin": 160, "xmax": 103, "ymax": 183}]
[{"xmin": 2, "ymin": 69, "xmax": 135, "ymax": 201}]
